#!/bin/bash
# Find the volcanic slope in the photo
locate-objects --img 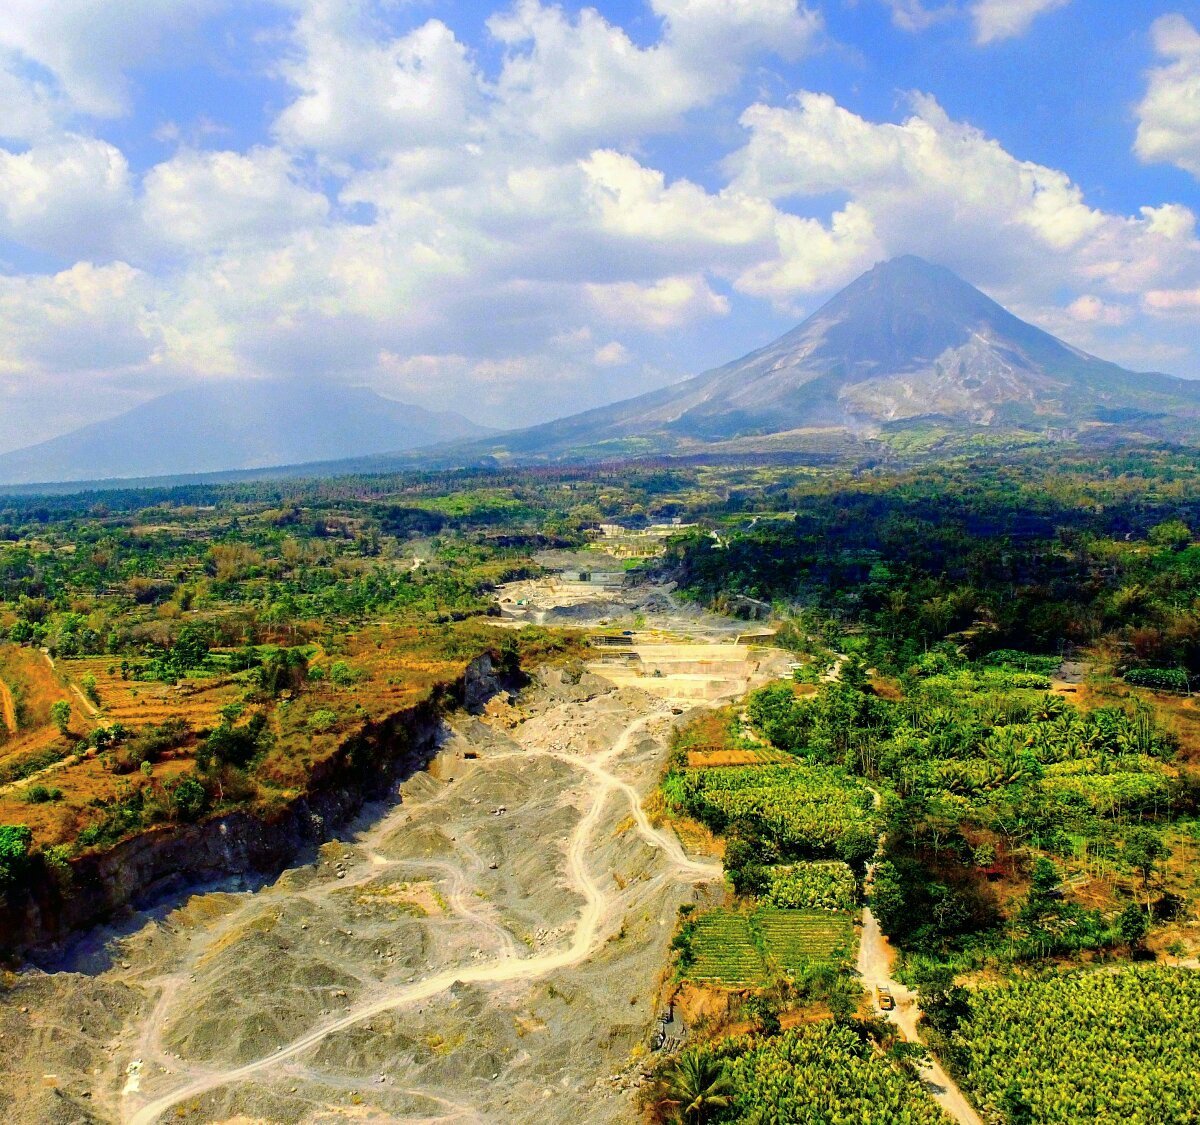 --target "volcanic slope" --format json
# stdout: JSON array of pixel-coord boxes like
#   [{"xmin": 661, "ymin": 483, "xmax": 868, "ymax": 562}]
[{"xmin": 468, "ymin": 255, "xmax": 1200, "ymax": 458}]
